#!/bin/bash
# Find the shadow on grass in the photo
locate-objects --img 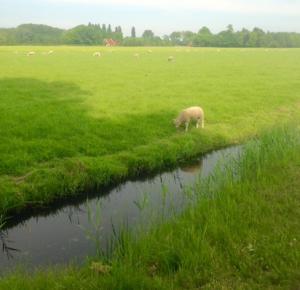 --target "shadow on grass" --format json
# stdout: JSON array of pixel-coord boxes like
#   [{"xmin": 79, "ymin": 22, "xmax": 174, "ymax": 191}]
[{"xmin": 0, "ymin": 78, "xmax": 178, "ymax": 175}]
